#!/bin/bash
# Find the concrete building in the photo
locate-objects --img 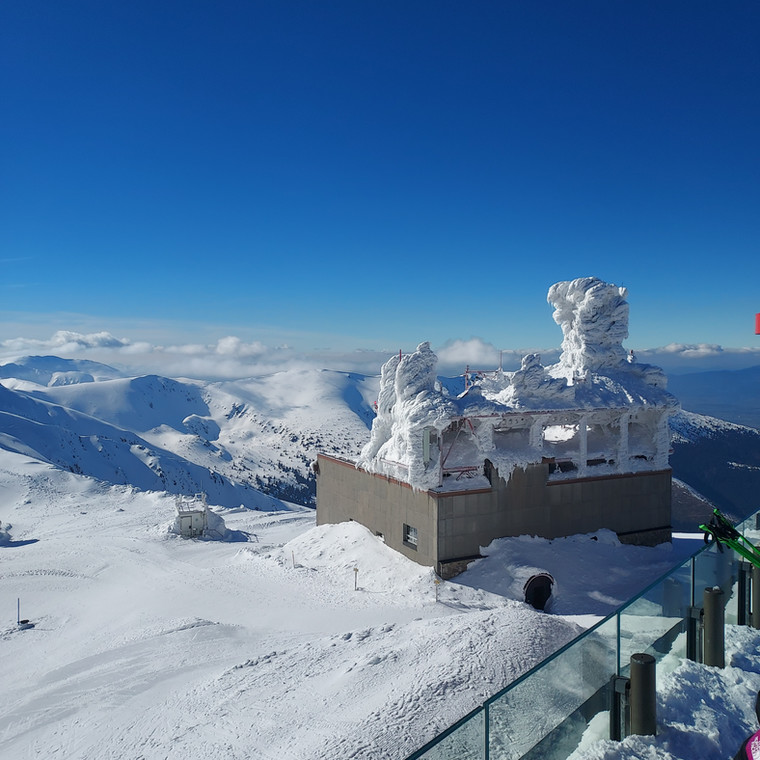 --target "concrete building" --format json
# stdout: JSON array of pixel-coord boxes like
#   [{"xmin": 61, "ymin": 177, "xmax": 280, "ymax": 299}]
[{"xmin": 316, "ymin": 277, "xmax": 679, "ymax": 578}]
